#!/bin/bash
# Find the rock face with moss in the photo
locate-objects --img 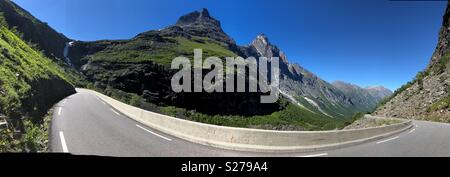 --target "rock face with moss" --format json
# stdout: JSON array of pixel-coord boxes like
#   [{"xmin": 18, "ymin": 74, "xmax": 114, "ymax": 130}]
[{"xmin": 374, "ymin": 2, "xmax": 450, "ymax": 122}]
